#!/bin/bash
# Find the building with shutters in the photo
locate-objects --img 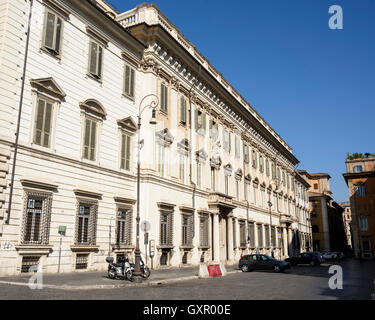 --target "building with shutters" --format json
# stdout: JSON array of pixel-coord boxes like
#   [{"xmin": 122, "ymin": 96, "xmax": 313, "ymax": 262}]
[{"xmin": 0, "ymin": 0, "xmax": 311, "ymax": 275}]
